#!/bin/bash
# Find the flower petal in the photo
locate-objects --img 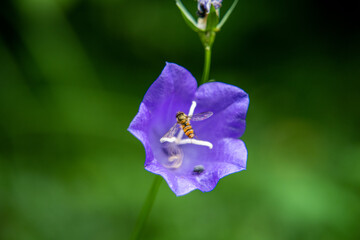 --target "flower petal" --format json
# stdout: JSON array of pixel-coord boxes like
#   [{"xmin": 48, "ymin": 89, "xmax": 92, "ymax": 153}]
[
  {"xmin": 194, "ymin": 82, "xmax": 249, "ymax": 140},
  {"xmin": 128, "ymin": 63, "xmax": 198, "ymax": 173},
  {"xmin": 143, "ymin": 62, "xmax": 197, "ymax": 113},
  {"xmin": 191, "ymin": 138, "xmax": 247, "ymax": 193},
  {"xmin": 146, "ymin": 138, "xmax": 247, "ymax": 196},
  {"xmin": 145, "ymin": 161, "xmax": 198, "ymax": 196},
  {"xmin": 211, "ymin": 138, "xmax": 247, "ymax": 178},
  {"xmin": 128, "ymin": 103, "xmax": 154, "ymax": 165},
  {"xmin": 143, "ymin": 62, "xmax": 198, "ymax": 139}
]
